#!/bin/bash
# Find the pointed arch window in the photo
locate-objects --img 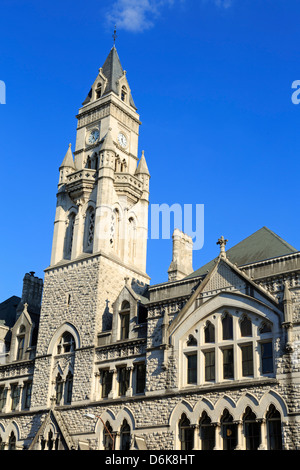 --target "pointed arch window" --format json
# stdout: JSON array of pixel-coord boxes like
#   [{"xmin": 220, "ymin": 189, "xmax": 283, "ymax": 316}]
[
  {"xmin": 199, "ymin": 411, "xmax": 215, "ymax": 450},
  {"xmin": 120, "ymin": 419, "xmax": 131, "ymax": 450},
  {"xmin": 222, "ymin": 314, "xmax": 233, "ymax": 340},
  {"xmin": 128, "ymin": 217, "xmax": 136, "ymax": 262},
  {"xmin": 55, "ymin": 374, "xmax": 64, "ymax": 405},
  {"xmin": 179, "ymin": 414, "xmax": 194, "ymax": 450},
  {"xmin": 84, "ymin": 206, "xmax": 95, "ymax": 253},
  {"xmin": 111, "ymin": 208, "xmax": 120, "ymax": 254},
  {"xmin": 57, "ymin": 332, "xmax": 75, "ymax": 355},
  {"xmin": 121, "ymin": 86, "xmax": 127, "ymax": 102},
  {"xmin": 64, "ymin": 213, "xmax": 76, "ymax": 259},
  {"xmin": 266, "ymin": 405, "xmax": 282, "ymax": 450},
  {"xmin": 95, "ymin": 82, "xmax": 102, "ymax": 99},
  {"xmin": 65, "ymin": 371, "xmax": 73, "ymax": 404},
  {"xmin": 103, "ymin": 421, "xmax": 114, "ymax": 450},
  {"xmin": 16, "ymin": 325, "xmax": 26, "ymax": 360},
  {"xmin": 221, "ymin": 409, "xmax": 237, "ymax": 450},
  {"xmin": 240, "ymin": 316, "xmax": 252, "ymax": 337},
  {"xmin": 243, "ymin": 407, "xmax": 261, "ymax": 450},
  {"xmin": 119, "ymin": 301, "xmax": 130, "ymax": 340},
  {"xmin": 204, "ymin": 321, "xmax": 215, "ymax": 343},
  {"xmin": 8, "ymin": 432, "xmax": 16, "ymax": 450}
]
